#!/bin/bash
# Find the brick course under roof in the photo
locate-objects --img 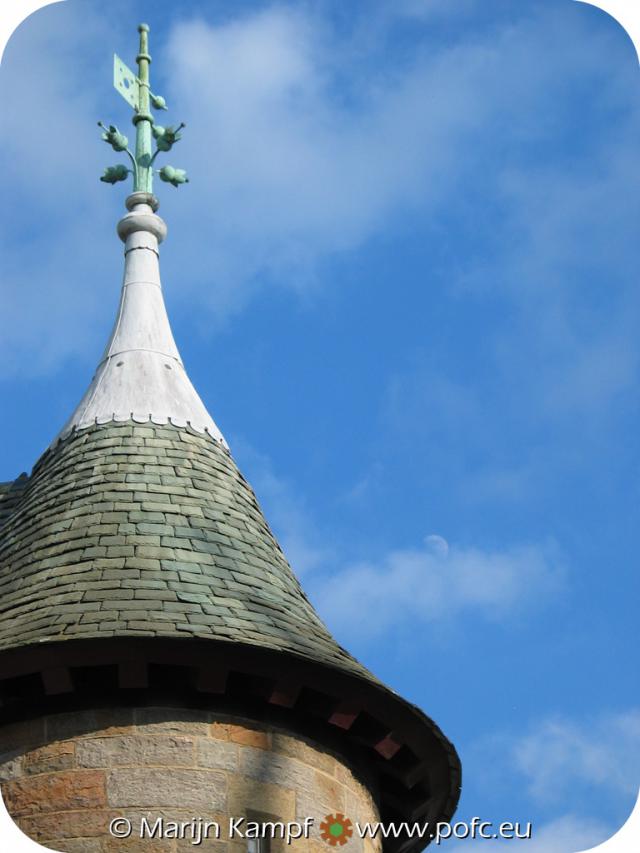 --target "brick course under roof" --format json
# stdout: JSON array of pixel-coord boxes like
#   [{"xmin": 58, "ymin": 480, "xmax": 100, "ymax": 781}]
[{"xmin": 0, "ymin": 421, "xmax": 372, "ymax": 679}]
